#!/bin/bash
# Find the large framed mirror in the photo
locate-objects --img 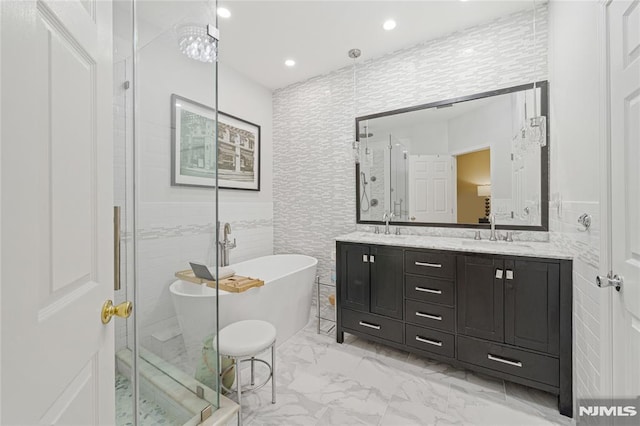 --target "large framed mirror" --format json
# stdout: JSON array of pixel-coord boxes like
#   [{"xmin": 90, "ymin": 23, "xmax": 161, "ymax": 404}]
[{"xmin": 356, "ymin": 81, "xmax": 549, "ymax": 231}]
